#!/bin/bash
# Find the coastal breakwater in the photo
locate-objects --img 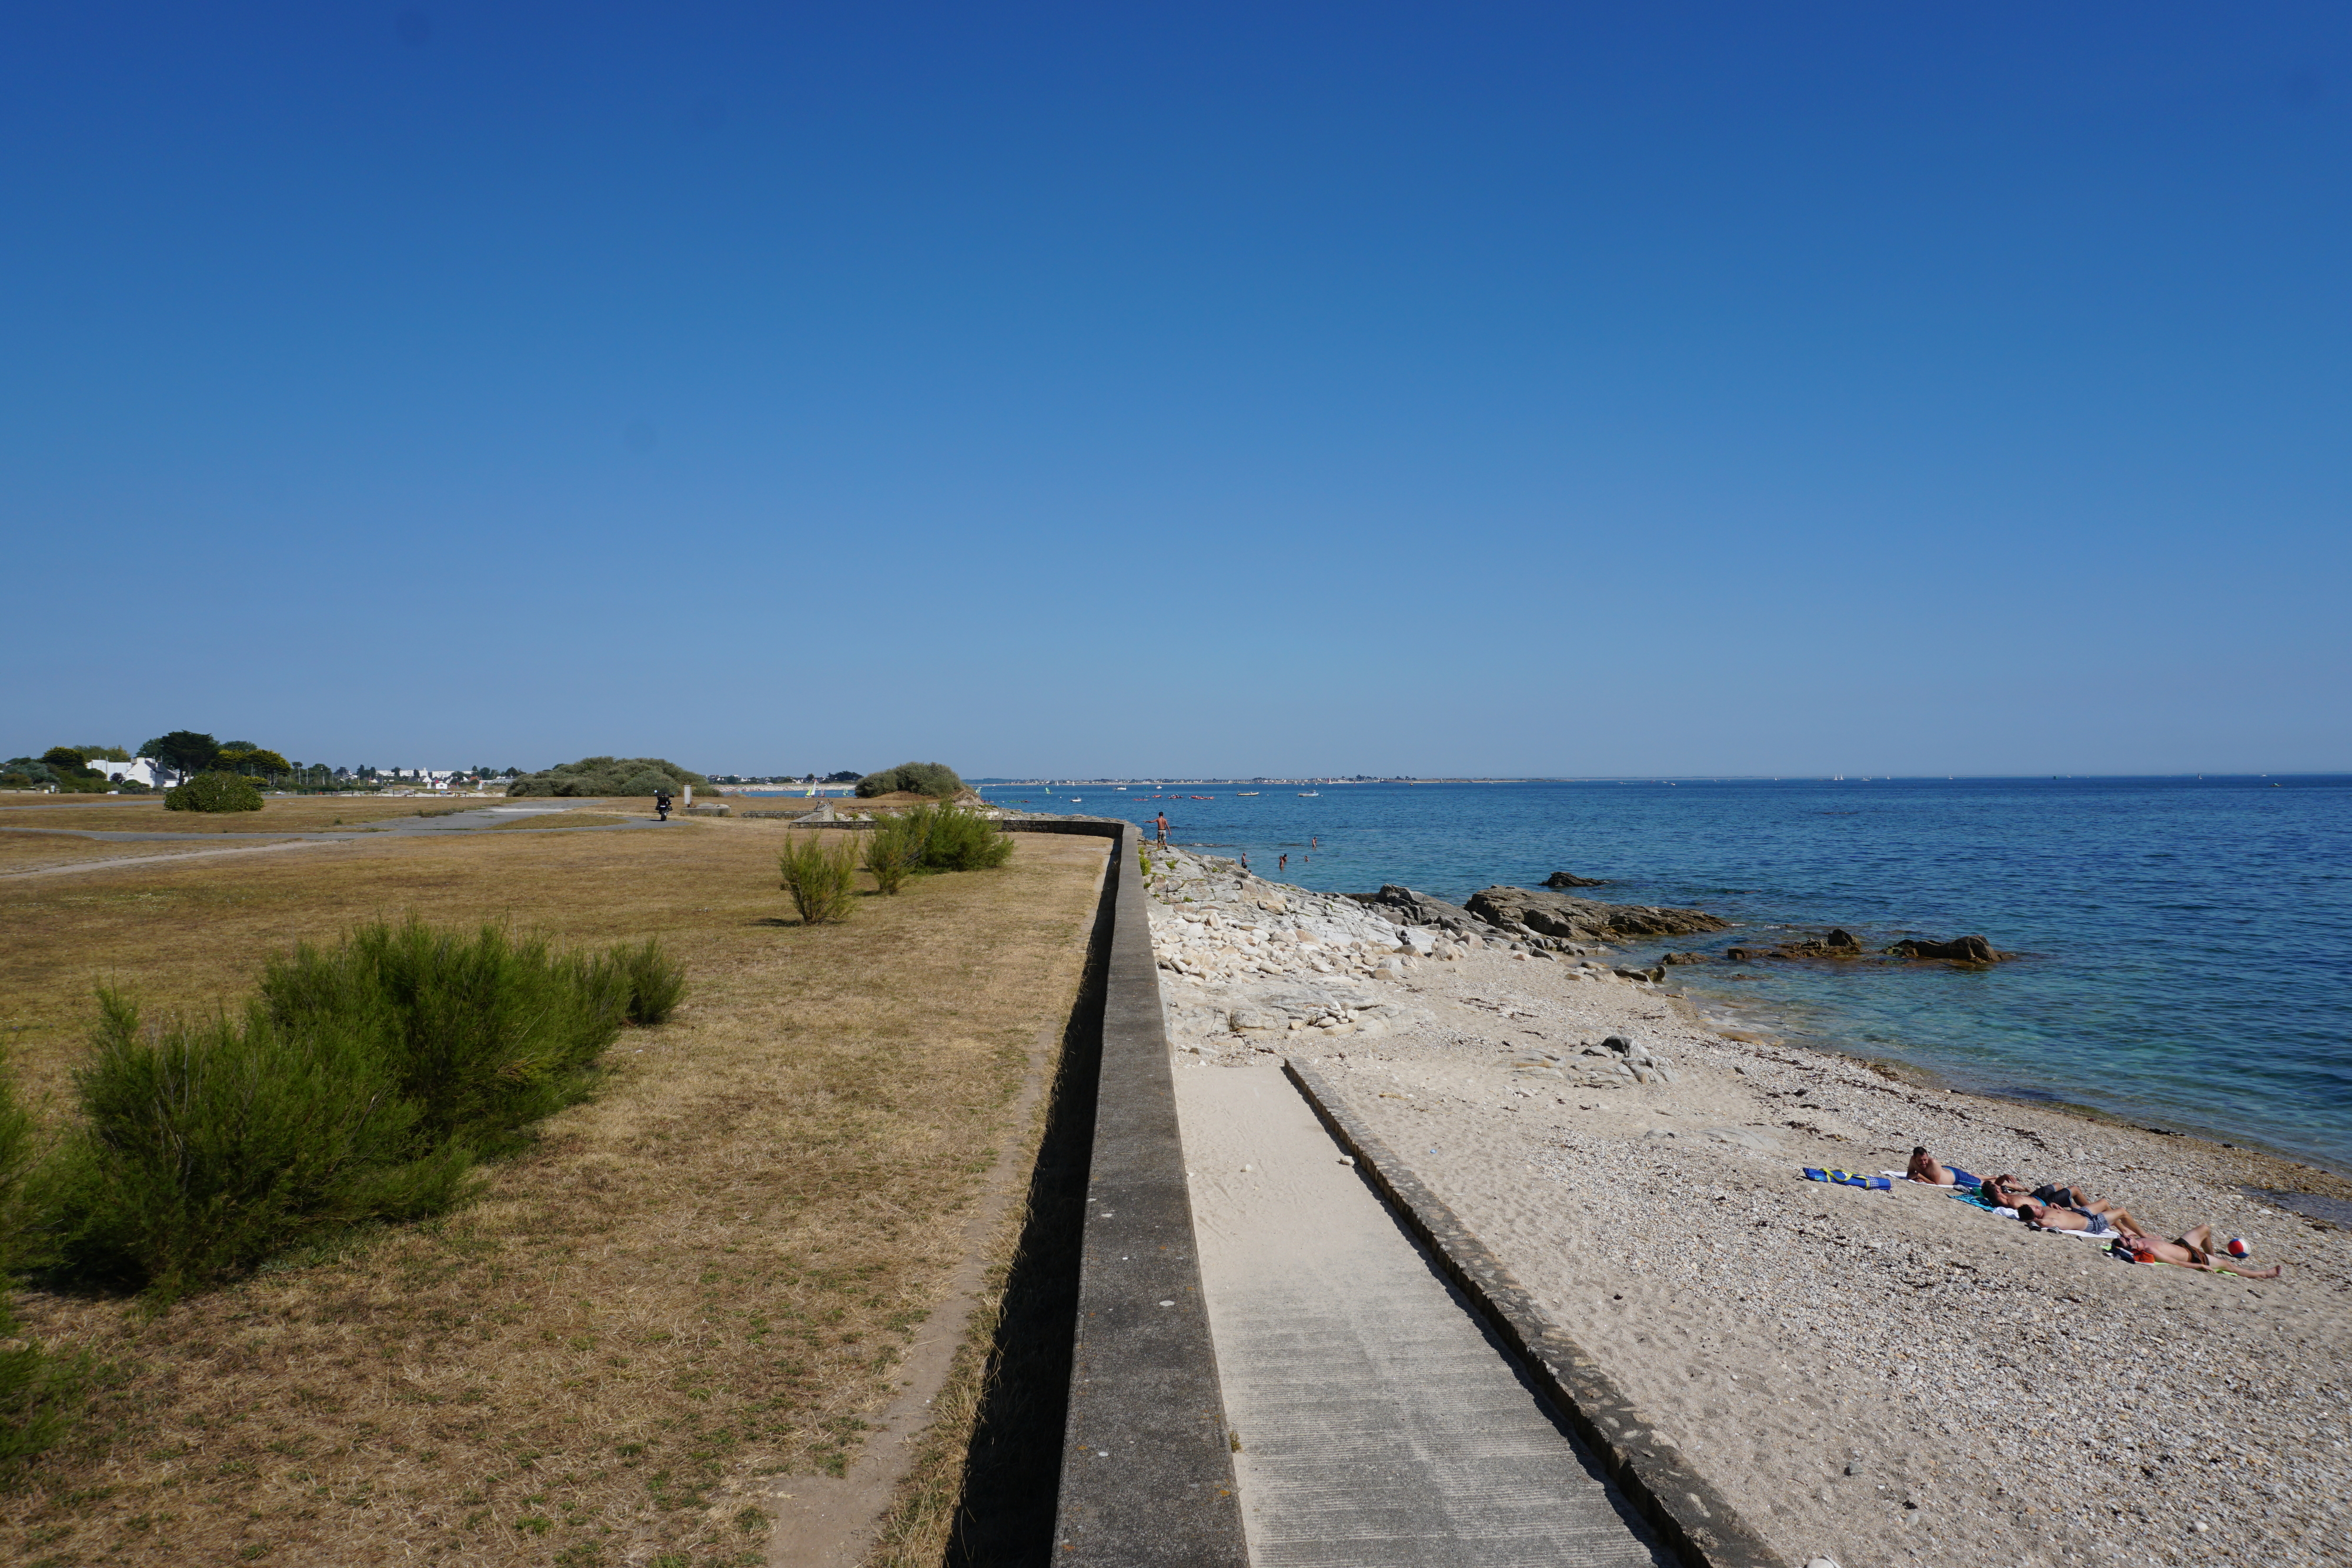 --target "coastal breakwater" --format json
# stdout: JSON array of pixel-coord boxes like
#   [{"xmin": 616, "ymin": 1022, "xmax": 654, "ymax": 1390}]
[{"xmin": 1143, "ymin": 844, "xmax": 2352, "ymax": 1568}]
